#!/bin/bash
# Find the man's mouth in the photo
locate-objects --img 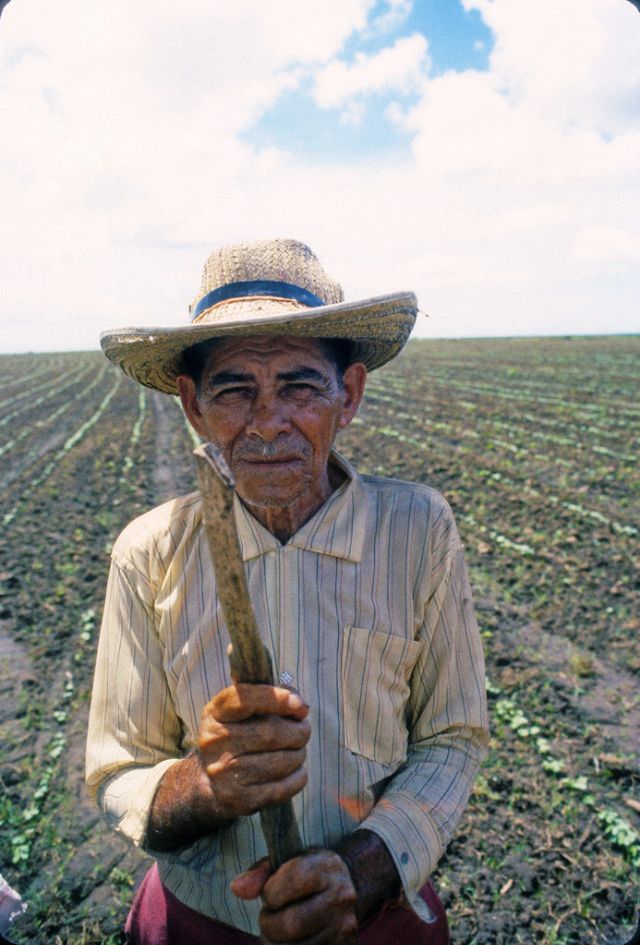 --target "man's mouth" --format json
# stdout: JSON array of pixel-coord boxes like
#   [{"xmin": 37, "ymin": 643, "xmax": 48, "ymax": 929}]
[
  {"xmin": 239, "ymin": 455, "xmax": 302, "ymax": 466},
  {"xmin": 233, "ymin": 439, "xmax": 311, "ymax": 470}
]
